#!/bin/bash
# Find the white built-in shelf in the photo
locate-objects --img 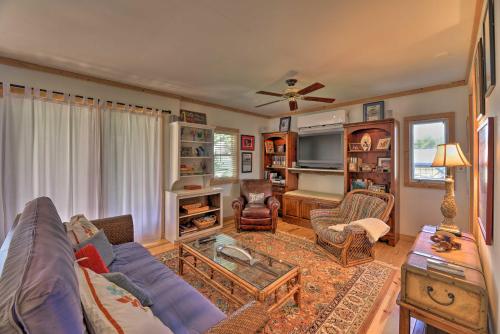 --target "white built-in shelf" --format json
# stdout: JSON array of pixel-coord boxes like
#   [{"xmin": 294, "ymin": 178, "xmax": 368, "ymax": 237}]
[
  {"xmin": 288, "ymin": 167, "xmax": 344, "ymax": 174},
  {"xmin": 179, "ymin": 207, "xmax": 221, "ymax": 219},
  {"xmin": 181, "ymin": 156, "xmax": 212, "ymax": 159},
  {"xmin": 180, "ymin": 173, "xmax": 213, "ymax": 178}
]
